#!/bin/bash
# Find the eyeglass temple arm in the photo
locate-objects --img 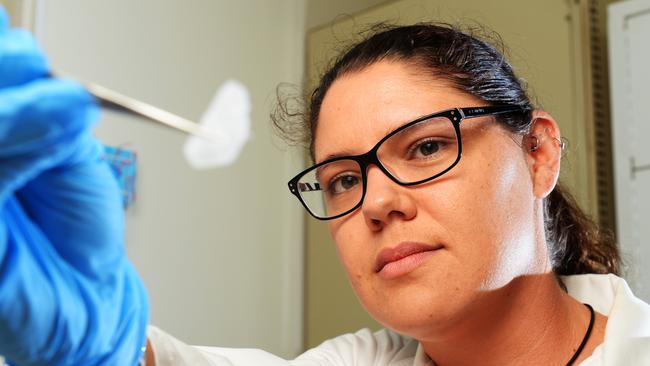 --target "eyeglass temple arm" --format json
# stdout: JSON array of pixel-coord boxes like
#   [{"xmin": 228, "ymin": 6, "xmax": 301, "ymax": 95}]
[{"xmin": 459, "ymin": 105, "xmax": 529, "ymax": 119}]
